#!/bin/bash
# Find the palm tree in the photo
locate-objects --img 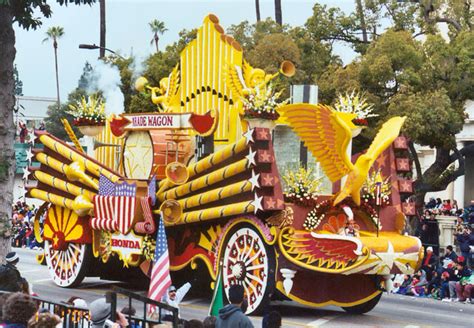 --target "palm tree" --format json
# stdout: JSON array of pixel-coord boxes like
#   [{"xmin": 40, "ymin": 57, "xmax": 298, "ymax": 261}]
[
  {"xmin": 43, "ymin": 26, "xmax": 64, "ymax": 108},
  {"xmin": 275, "ymin": 0, "xmax": 282, "ymax": 25},
  {"xmin": 149, "ymin": 19, "xmax": 168, "ymax": 53}
]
